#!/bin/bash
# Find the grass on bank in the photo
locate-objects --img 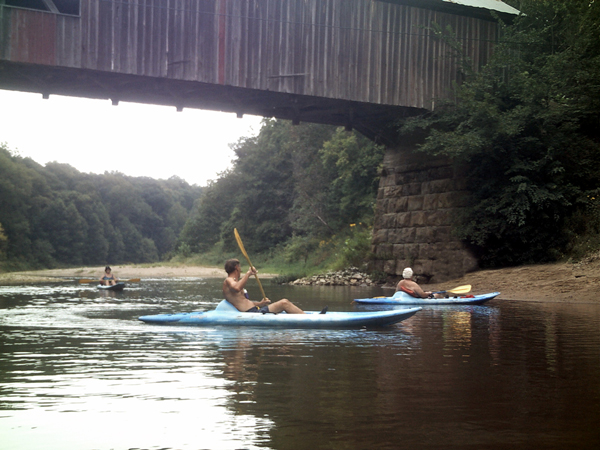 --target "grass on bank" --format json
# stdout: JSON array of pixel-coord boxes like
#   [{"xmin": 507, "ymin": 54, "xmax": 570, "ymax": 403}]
[
  {"xmin": 170, "ymin": 224, "xmax": 381, "ymax": 284},
  {"xmin": 170, "ymin": 242, "xmax": 336, "ymax": 284}
]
